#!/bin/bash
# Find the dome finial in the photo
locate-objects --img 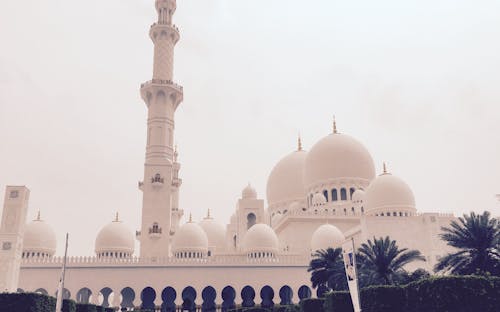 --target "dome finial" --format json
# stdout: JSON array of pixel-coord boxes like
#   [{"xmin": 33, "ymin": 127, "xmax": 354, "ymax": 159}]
[
  {"xmin": 114, "ymin": 212, "xmax": 119, "ymax": 222},
  {"xmin": 297, "ymin": 133, "xmax": 302, "ymax": 151},
  {"xmin": 36, "ymin": 210, "xmax": 41, "ymax": 221},
  {"xmin": 382, "ymin": 162, "xmax": 389, "ymax": 175},
  {"xmin": 333, "ymin": 115, "xmax": 338, "ymax": 134}
]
